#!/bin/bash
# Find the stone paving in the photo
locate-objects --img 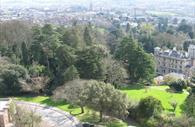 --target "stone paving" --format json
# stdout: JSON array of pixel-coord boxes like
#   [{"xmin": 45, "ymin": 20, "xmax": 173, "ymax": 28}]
[{"xmin": 16, "ymin": 101, "xmax": 83, "ymax": 127}]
